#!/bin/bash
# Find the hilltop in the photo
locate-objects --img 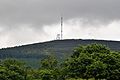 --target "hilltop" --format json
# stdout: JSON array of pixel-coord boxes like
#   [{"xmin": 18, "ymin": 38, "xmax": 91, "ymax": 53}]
[{"xmin": 0, "ymin": 39, "xmax": 120, "ymax": 67}]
